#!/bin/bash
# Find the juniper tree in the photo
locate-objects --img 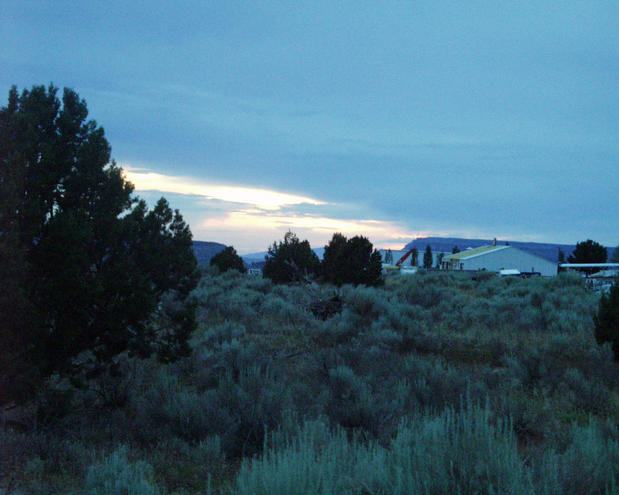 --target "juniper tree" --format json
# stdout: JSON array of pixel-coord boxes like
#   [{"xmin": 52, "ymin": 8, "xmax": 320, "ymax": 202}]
[
  {"xmin": 210, "ymin": 246, "xmax": 246, "ymax": 273},
  {"xmin": 568, "ymin": 239, "xmax": 607, "ymax": 264},
  {"xmin": 0, "ymin": 85, "xmax": 199, "ymax": 402},
  {"xmin": 263, "ymin": 231, "xmax": 320, "ymax": 283},
  {"xmin": 322, "ymin": 233, "xmax": 383, "ymax": 286}
]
